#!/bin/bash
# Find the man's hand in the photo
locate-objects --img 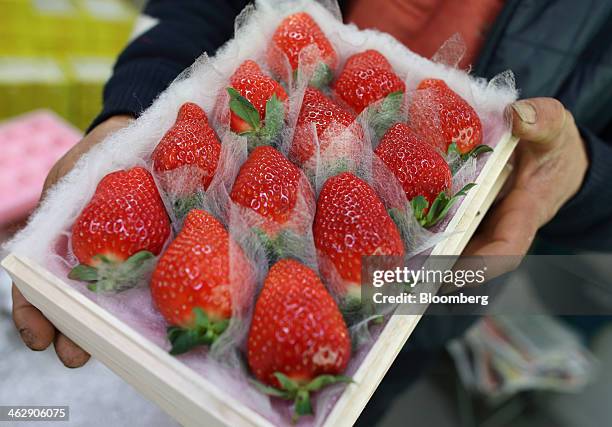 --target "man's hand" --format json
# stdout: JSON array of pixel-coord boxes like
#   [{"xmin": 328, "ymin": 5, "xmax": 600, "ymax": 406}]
[
  {"xmin": 11, "ymin": 115, "xmax": 132, "ymax": 368},
  {"xmin": 462, "ymin": 97, "xmax": 588, "ymax": 277}
]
